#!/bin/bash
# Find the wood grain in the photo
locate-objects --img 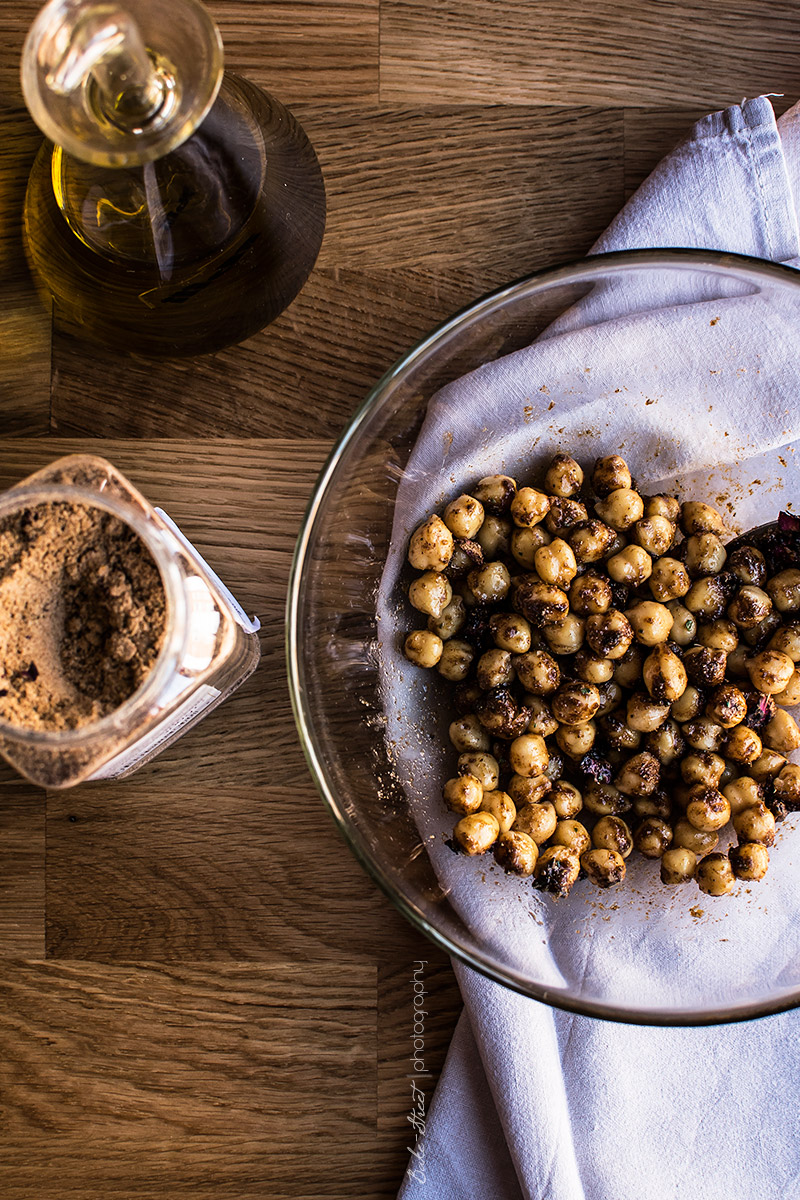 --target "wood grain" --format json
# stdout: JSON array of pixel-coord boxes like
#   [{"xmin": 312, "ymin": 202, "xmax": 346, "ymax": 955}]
[
  {"xmin": 380, "ymin": 0, "xmax": 800, "ymax": 107},
  {"xmin": 0, "ymin": 782, "xmax": 45, "ymax": 958}
]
